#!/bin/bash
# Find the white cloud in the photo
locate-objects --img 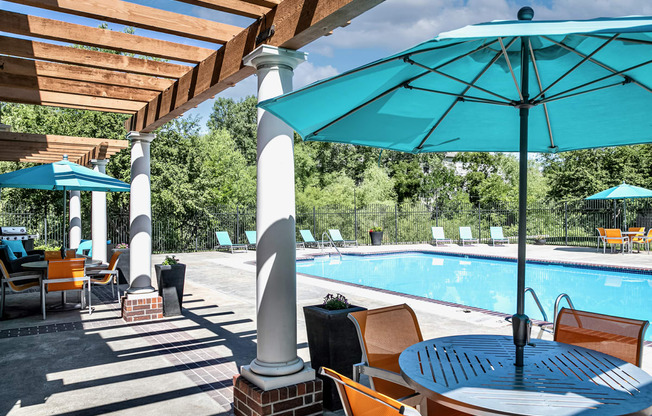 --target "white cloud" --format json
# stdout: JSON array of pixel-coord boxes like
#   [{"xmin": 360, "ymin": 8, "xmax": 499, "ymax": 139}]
[
  {"xmin": 216, "ymin": 75, "xmax": 257, "ymax": 100},
  {"xmin": 293, "ymin": 62, "xmax": 339, "ymax": 89}
]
